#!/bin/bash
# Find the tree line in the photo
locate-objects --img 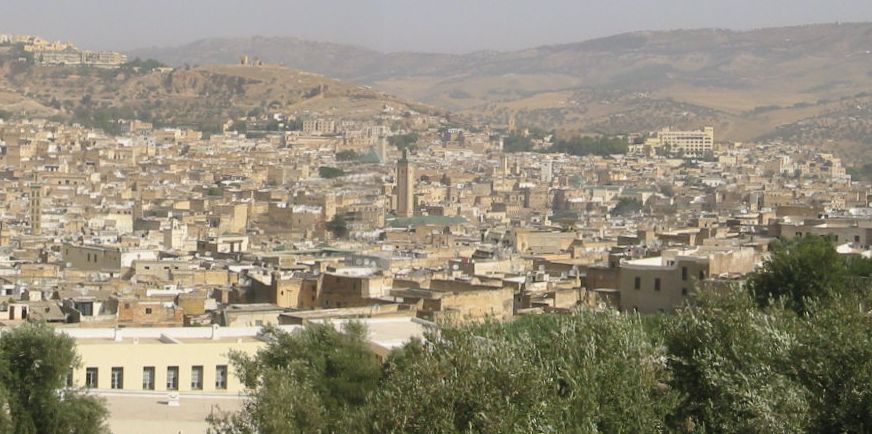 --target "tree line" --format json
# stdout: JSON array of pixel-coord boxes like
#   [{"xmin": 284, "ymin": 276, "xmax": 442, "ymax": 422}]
[{"xmin": 503, "ymin": 133, "xmax": 628, "ymax": 156}]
